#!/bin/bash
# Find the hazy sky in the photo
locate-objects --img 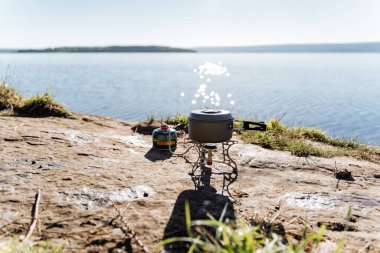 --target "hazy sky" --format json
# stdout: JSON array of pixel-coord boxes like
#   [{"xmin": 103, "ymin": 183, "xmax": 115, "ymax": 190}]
[{"xmin": 1, "ymin": 0, "xmax": 380, "ymax": 48}]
